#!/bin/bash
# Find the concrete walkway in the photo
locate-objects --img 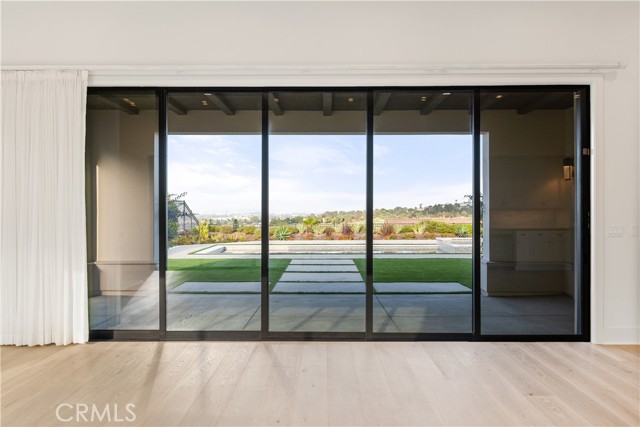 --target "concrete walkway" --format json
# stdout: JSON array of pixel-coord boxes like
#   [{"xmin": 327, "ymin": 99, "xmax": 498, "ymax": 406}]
[
  {"xmin": 90, "ymin": 293, "xmax": 576, "ymax": 335},
  {"xmin": 273, "ymin": 258, "xmax": 366, "ymax": 293},
  {"xmin": 171, "ymin": 282, "xmax": 261, "ymax": 293},
  {"xmin": 375, "ymin": 282, "xmax": 470, "ymax": 293}
]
